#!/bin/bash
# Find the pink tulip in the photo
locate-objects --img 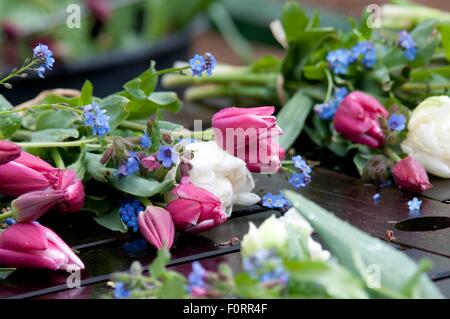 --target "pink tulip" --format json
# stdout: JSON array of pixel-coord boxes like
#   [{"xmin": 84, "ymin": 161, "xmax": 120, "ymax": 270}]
[
  {"xmin": 333, "ymin": 91, "xmax": 389, "ymax": 148},
  {"xmin": 392, "ymin": 156, "xmax": 433, "ymax": 193},
  {"xmin": 212, "ymin": 106, "xmax": 284, "ymax": 174},
  {"xmin": 0, "ymin": 141, "xmax": 21, "ymax": 165},
  {"xmin": 55, "ymin": 169, "xmax": 85, "ymax": 213},
  {"xmin": 166, "ymin": 177, "xmax": 227, "ymax": 234},
  {"xmin": 138, "ymin": 206, "xmax": 175, "ymax": 249},
  {"xmin": 0, "ymin": 160, "xmax": 50, "ymax": 196},
  {"xmin": 0, "ymin": 222, "xmax": 85, "ymax": 270},
  {"xmin": 11, "ymin": 189, "xmax": 66, "ymax": 222}
]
